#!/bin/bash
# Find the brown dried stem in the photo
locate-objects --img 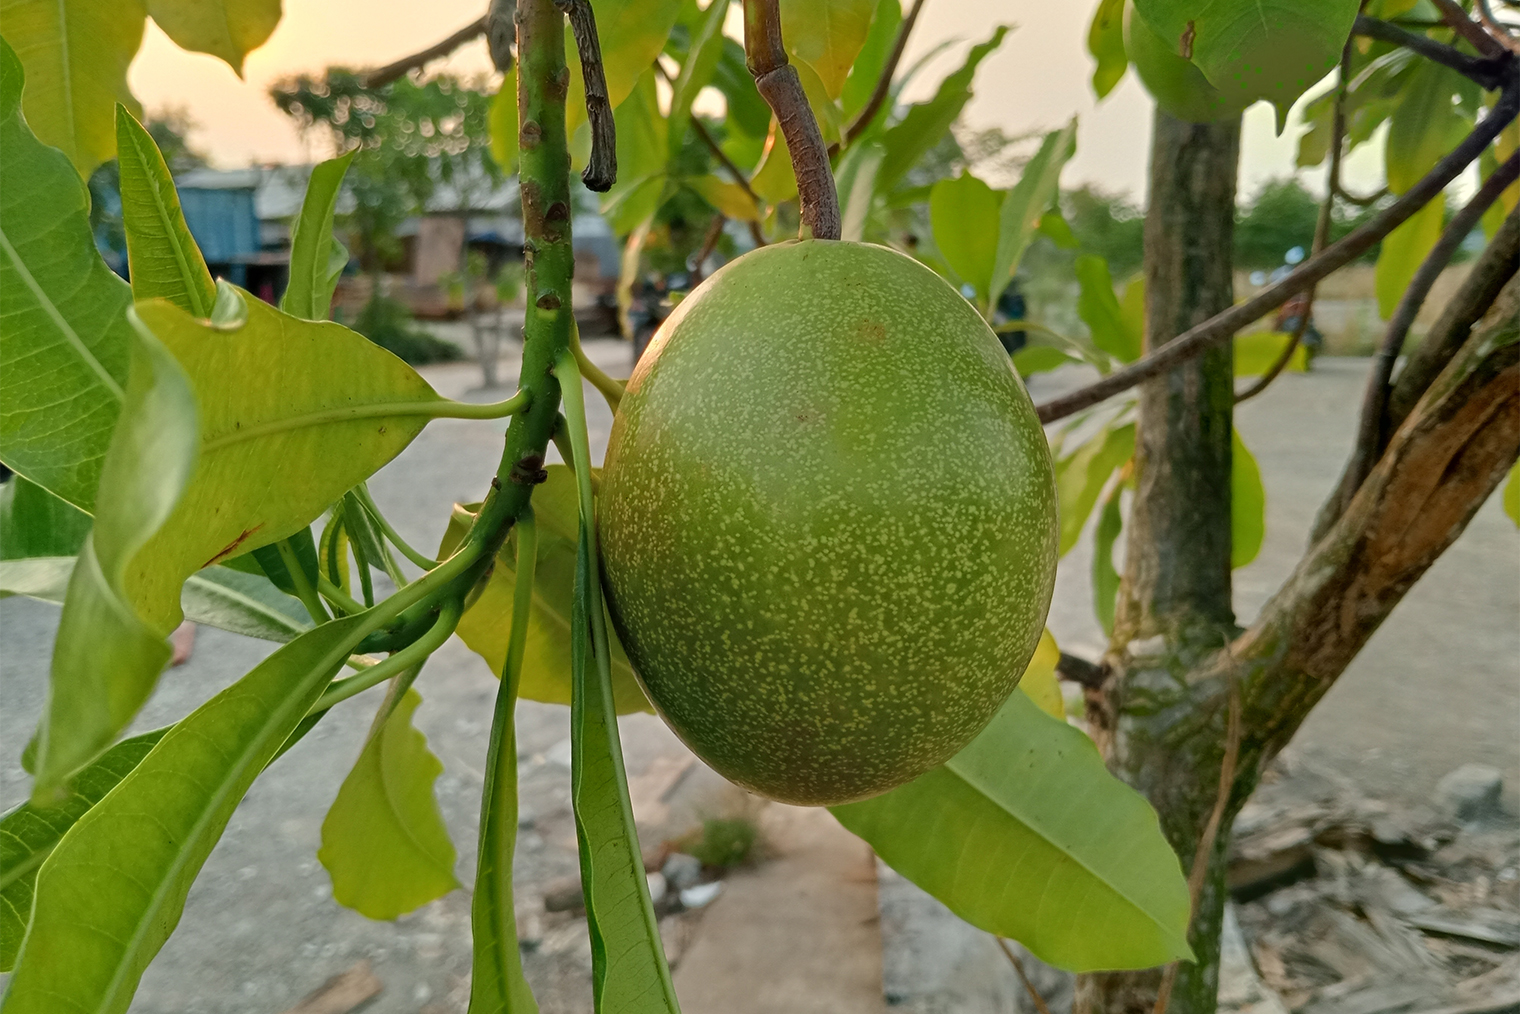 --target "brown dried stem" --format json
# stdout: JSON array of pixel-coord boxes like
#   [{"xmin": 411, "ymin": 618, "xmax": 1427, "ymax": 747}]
[
  {"xmin": 1432, "ymin": 0, "xmax": 1509, "ymax": 57},
  {"xmin": 742, "ymin": 0, "xmax": 841, "ymax": 240},
  {"xmin": 554, "ymin": 0, "xmax": 616, "ymax": 192}
]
